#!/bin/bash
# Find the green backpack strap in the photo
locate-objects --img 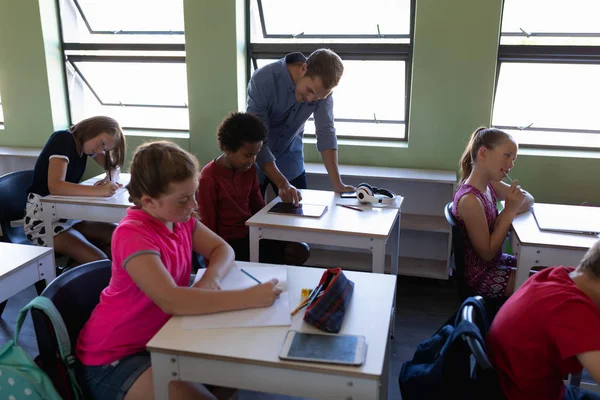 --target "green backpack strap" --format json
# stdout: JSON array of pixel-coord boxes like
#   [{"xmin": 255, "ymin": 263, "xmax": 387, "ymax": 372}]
[{"xmin": 16, "ymin": 296, "xmax": 84, "ymax": 400}]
